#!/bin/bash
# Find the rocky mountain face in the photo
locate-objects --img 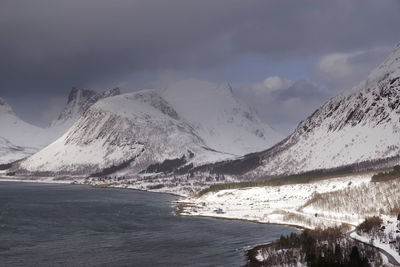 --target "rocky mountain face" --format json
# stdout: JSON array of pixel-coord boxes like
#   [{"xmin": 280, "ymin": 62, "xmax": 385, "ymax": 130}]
[
  {"xmin": 6, "ymin": 45, "xmax": 400, "ymax": 193},
  {"xmin": 49, "ymin": 87, "xmax": 120, "ymax": 135},
  {"xmin": 0, "ymin": 87, "xmax": 120, "ymax": 164},
  {"xmin": 17, "ymin": 80, "xmax": 281, "ymax": 176},
  {"xmin": 213, "ymin": 44, "xmax": 400, "ymax": 178}
]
